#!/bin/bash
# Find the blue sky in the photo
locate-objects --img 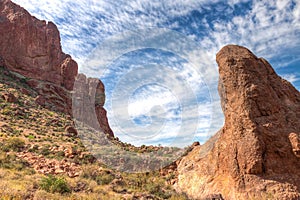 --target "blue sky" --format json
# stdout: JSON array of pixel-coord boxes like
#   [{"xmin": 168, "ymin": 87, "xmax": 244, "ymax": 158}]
[{"xmin": 13, "ymin": 0, "xmax": 300, "ymax": 147}]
